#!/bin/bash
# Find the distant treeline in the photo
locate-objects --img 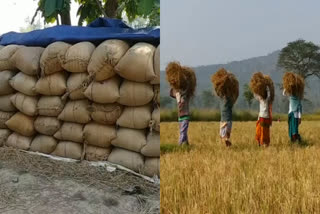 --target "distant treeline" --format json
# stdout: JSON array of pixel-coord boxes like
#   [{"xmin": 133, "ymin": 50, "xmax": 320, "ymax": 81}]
[{"xmin": 161, "ymin": 109, "xmax": 320, "ymax": 122}]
